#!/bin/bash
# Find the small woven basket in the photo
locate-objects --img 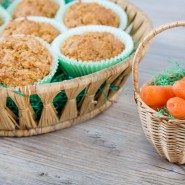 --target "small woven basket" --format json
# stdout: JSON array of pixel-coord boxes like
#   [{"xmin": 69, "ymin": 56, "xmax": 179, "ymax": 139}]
[
  {"xmin": 133, "ymin": 21, "xmax": 185, "ymax": 164},
  {"xmin": 0, "ymin": 0, "xmax": 152, "ymax": 137}
]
